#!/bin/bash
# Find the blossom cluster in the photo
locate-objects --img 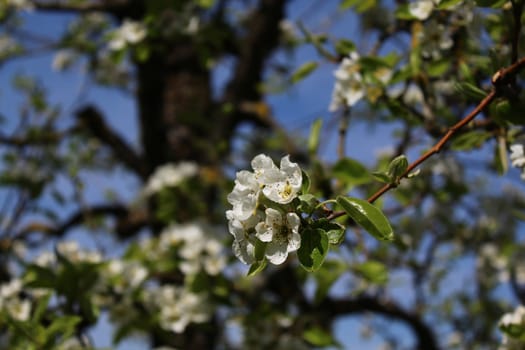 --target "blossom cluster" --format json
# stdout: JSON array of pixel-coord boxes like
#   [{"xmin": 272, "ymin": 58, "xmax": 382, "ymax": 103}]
[
  {"xmin": 226, "ymin": 154, "xmax": 303, "ymax": 265},
  {"xmin": 108, "ymin": 19, "xmax": 147, "ymax": 51},
  {"xmin": 499, "ymin": 306, "xmax": 525, "ymax": 350},
  {"xmin": 329, "ymin": 52, "xmax": 391, "ymax": 112},
  {"xmin": 143, "ymin": 161, "xmax": 199, "ymax": 196}
]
